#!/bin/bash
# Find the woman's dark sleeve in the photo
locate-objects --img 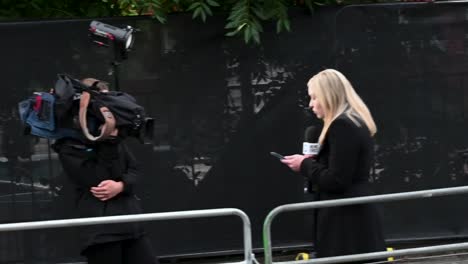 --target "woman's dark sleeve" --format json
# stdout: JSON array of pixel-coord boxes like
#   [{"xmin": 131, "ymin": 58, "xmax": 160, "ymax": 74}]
[
  {"xmin": 120, "ymin": 144, "xmax": 139, "ymax": 195},
  {"xmin": 299, "ymin": 118, "xmax": 360, "ymax": 193}
]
